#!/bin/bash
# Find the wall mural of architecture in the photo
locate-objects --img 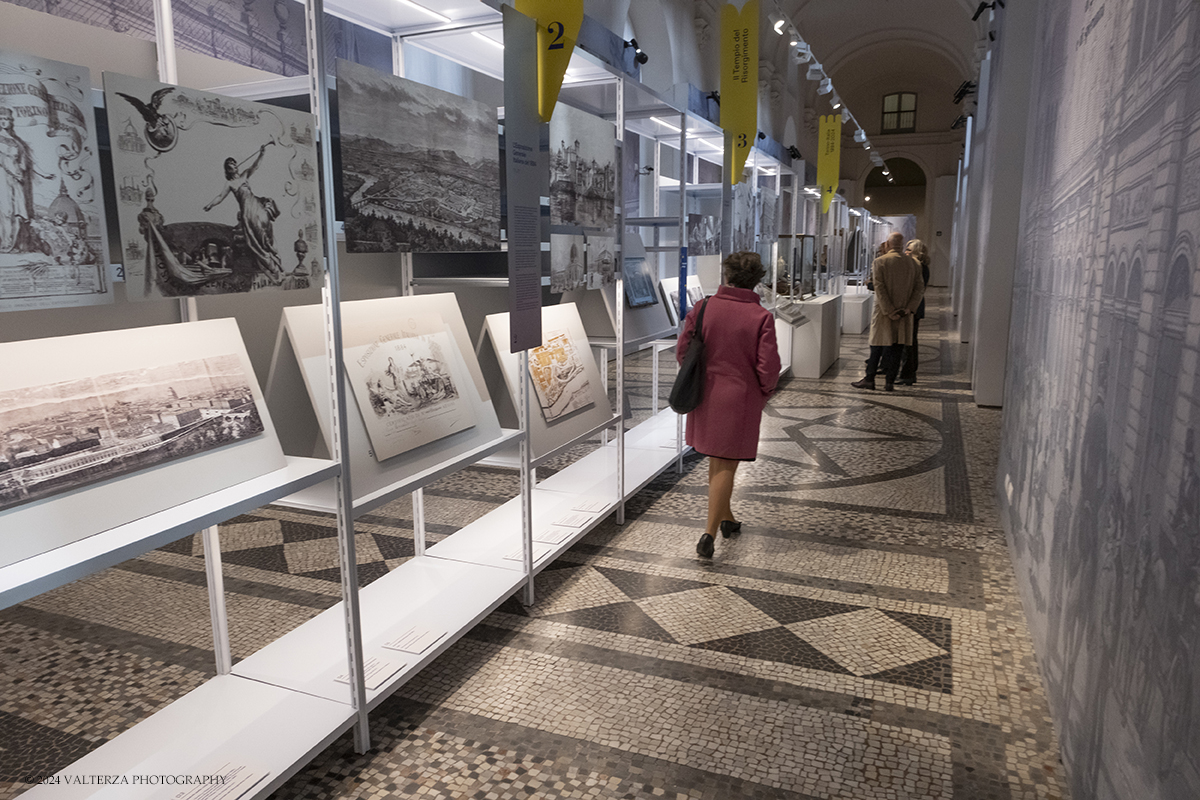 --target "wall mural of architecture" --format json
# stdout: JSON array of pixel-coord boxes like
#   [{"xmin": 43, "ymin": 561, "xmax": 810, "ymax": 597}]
[
  {"xmin": 2, "ymin": 0, "xmax": 390, "ymax": 78},
  {"xmin": 999, "ymin": 3, "xmax": 1200, "ymax": 799}
]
